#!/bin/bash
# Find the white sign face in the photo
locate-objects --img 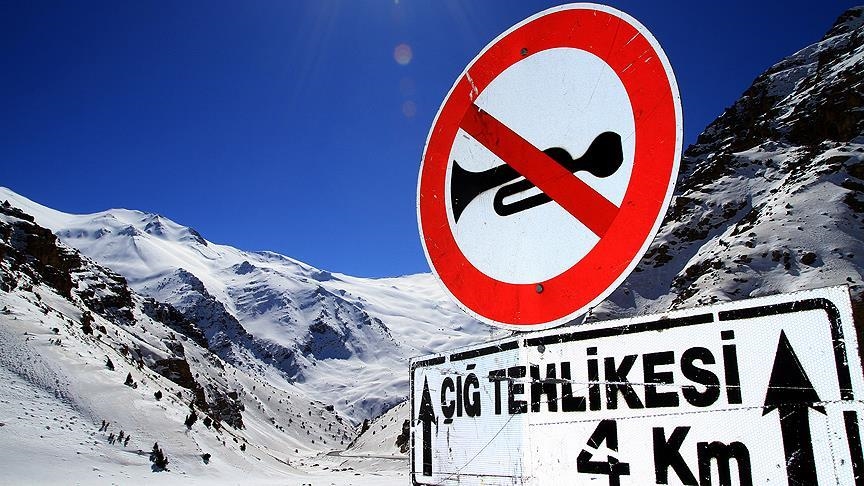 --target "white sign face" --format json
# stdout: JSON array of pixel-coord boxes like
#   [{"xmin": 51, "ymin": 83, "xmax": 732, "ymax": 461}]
[
  {"xmin": 448, "ymin": 46, "xmax": 636, "ymax": 284},
  {"xmin": 409, "ymin": 287, "xmax": 864, "ymax": 485}
]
